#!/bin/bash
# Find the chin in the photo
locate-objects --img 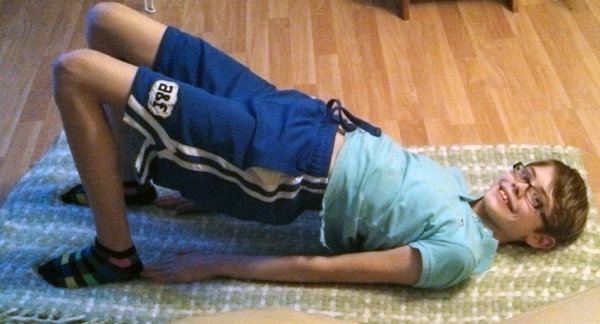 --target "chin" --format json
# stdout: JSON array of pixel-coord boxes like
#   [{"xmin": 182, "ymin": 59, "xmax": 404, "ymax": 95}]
[{"xmin": 481, "ymin": 186, "xmax": 506, "ymax": 227}]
